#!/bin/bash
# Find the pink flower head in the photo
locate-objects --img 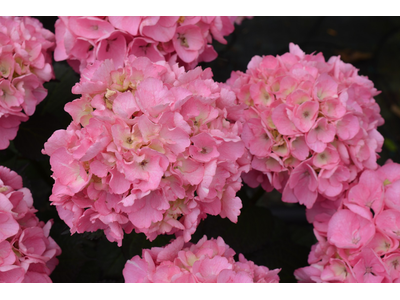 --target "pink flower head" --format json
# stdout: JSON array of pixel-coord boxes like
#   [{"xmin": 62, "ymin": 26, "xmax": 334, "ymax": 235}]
[
  {"xmin": 0, "ymin": 166, "xmax": 61, "ymax": 283},
  {"xmin": 0, "ymin": 16, "xmax": 55, "ymax": 149},
  {"xmin": 123, "ymin": 235, "xmax": 280, "ymax": 283},
  {"xmin": 226, "ymin": 43, "xmax": 384, "ymax": 209},
  {"xmin": 295, "ymin": 162, "xmax": 400, "ymax": 282},
  {"xmin": 54, "ymin": 16, "xmax": 245, "ymax": 72},
  {"xmin": 43, "ymin": 55, "xmax": 248, "ymax": 246}
]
